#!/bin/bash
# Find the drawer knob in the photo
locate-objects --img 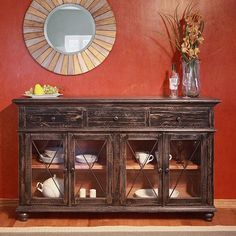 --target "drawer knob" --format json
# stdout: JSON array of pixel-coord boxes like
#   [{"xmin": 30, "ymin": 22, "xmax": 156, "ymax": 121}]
[
  {"xmin": 113, "ymin": 116, "xmax": 119, "ymax": 121},
  {"xmin": 51, "ymin": 116, "xmax": 56, "ymax": 121},
  {"xmin": 176, "ymin": 116, "xmax": 181, "ymax": 122}
]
